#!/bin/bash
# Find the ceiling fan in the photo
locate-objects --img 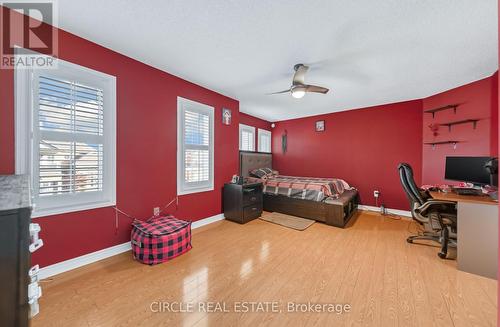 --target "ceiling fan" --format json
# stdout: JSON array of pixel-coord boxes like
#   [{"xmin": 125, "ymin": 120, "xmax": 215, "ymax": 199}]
[{"xmin": 268, "ymin": 64, "xmax": 329, "ymax": 99}]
